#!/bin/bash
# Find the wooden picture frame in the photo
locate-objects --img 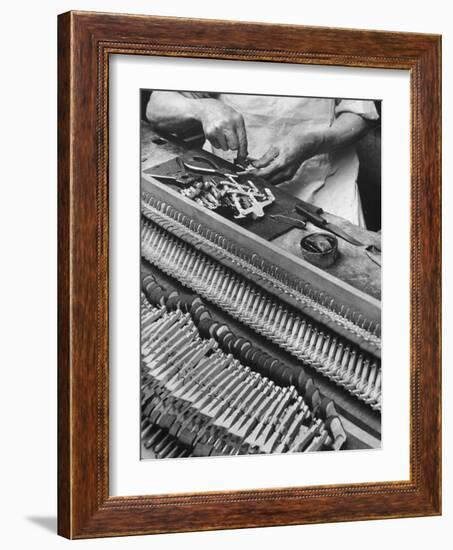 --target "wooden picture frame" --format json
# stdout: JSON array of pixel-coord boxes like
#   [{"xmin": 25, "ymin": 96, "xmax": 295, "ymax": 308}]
[{"xmin": 58, "ymin": 10, "xmax": 441, "ymax": 539}]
